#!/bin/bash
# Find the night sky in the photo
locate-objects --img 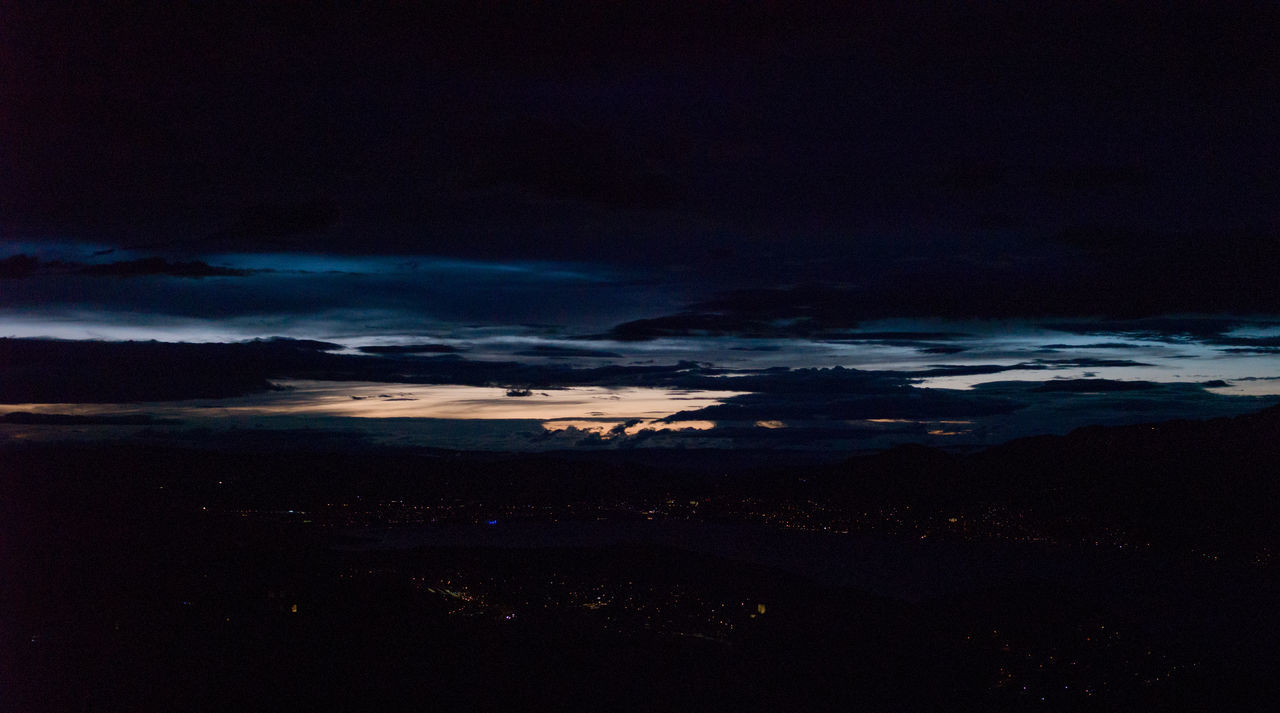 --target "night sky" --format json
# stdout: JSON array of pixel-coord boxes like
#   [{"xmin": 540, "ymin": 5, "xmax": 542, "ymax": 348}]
[{"xmin": 4, "ymin": 1, "xmax": 1280, "ymax": 450}]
